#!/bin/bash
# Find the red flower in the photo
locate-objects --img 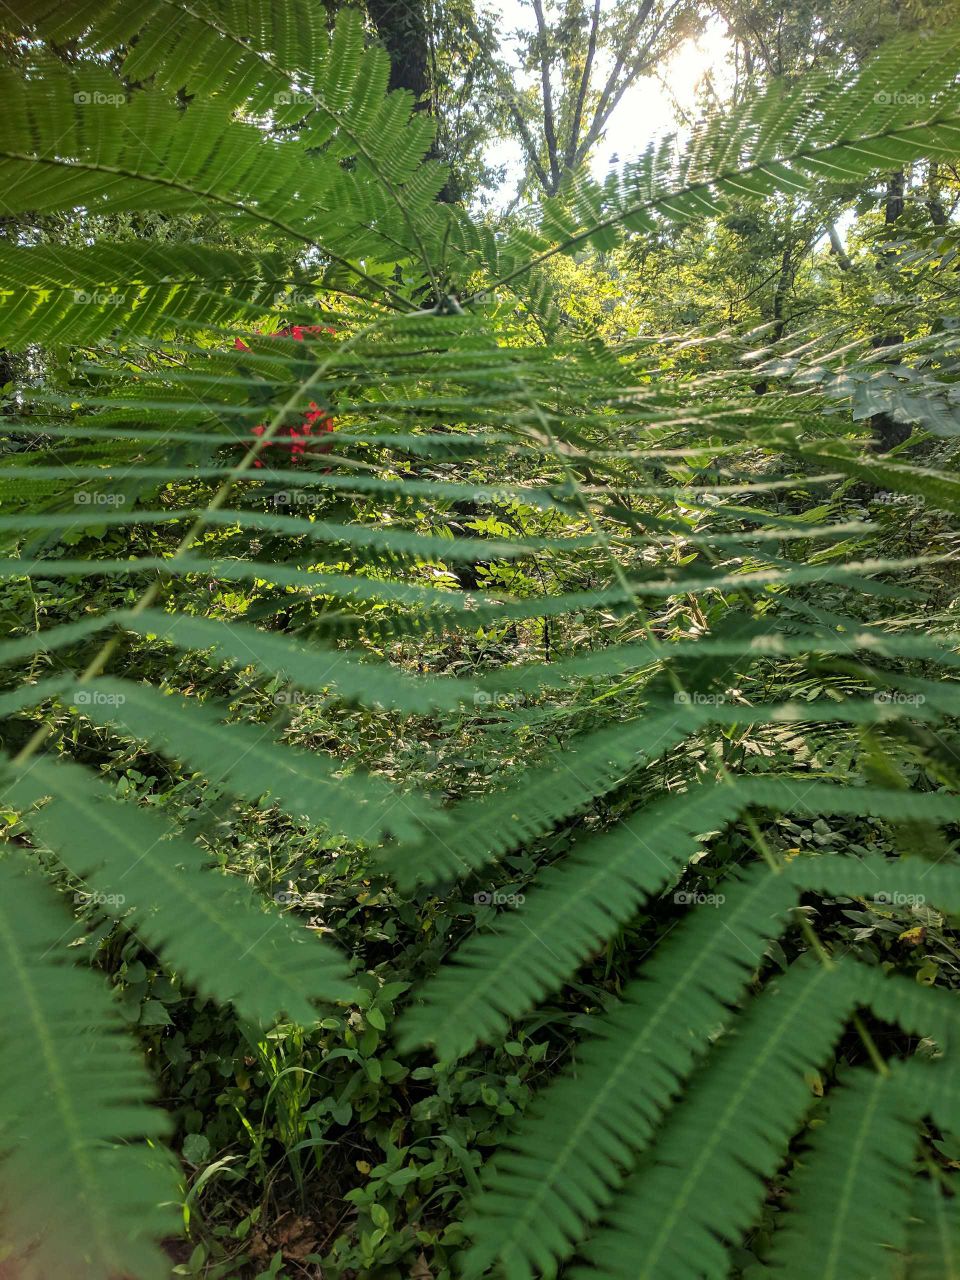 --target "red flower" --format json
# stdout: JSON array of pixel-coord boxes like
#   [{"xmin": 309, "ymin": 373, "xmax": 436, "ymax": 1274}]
[{"xmin": 235, "ymin": 325, "xmax": 336, "ymax": 467}]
